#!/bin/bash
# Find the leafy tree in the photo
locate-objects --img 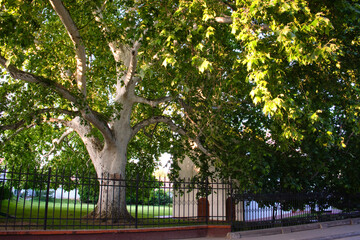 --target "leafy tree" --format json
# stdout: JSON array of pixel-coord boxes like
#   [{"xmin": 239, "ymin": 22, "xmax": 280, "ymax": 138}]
[
  {"xmin": 0, "ymin": 0, "xmax": 215, "ymax": 220},
  {"xmin": 166, "ymin": 0, "xmax": 360, "ymax": 202},
  {"xmin": 1, "ymin": 0, "xmax": 360, "ymax": 220}
]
